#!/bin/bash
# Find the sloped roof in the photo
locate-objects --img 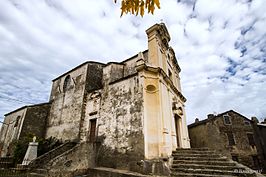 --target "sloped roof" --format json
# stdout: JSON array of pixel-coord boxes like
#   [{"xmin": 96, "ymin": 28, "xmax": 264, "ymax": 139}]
[
  {"xmin": 188, "ymin": 110, "xmax": 252, "ymax": 128},
  {"xmin": 4, "ymin": 102, "xmax": 50, "ymax": 116}
]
